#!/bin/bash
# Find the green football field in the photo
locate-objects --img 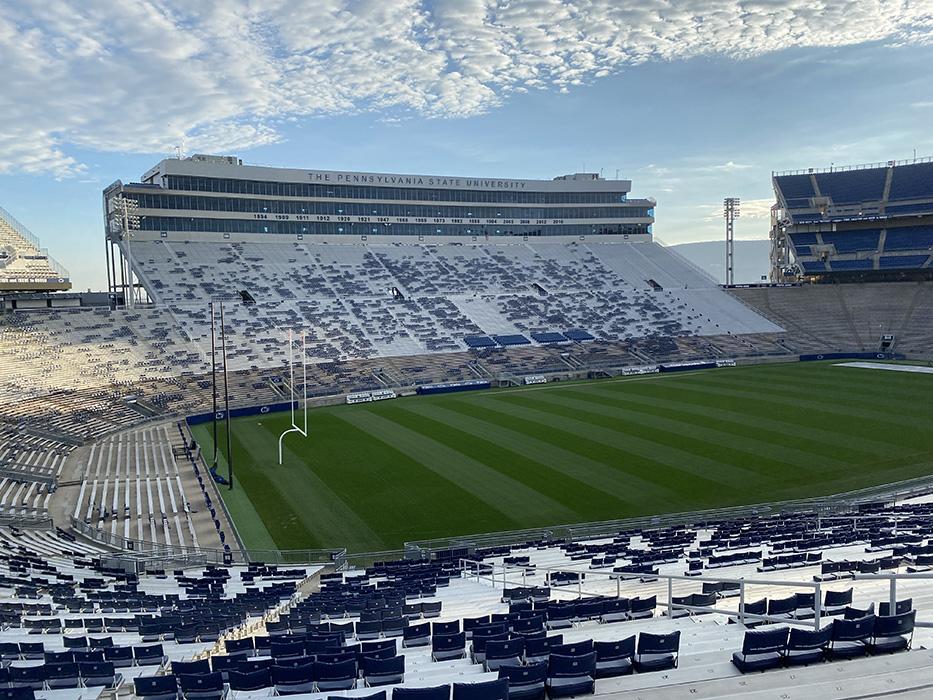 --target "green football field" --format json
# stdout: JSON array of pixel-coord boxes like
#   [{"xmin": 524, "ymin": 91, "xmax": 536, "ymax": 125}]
[{"xmin": 191, "ymin": 361, "xmax": 933, "ymax": 553}]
